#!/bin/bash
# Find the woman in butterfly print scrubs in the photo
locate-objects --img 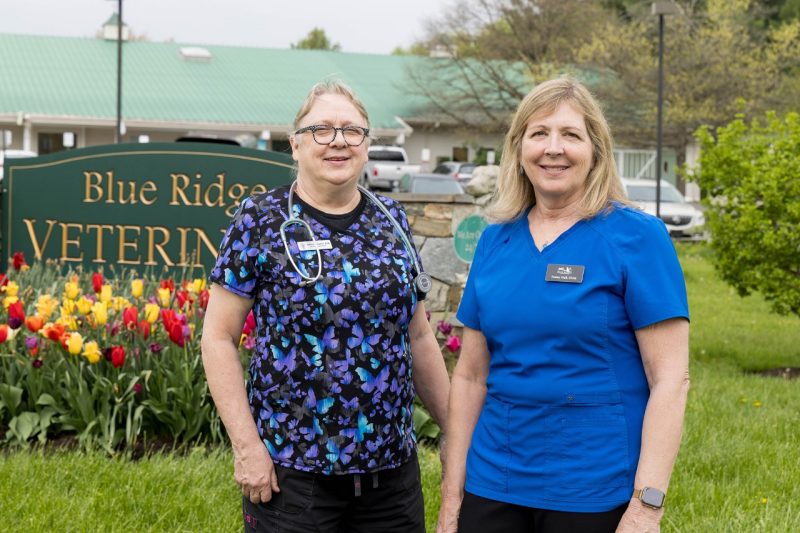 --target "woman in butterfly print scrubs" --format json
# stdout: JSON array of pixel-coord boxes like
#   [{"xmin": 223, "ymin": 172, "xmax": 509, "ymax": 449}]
[
  {"xmin": 201, "ymin": 80, "xmax": 450, "ymax": 533},
  {"xmin": 436, "ymin": 78, "xmax": 690, "ymax": 533}
]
